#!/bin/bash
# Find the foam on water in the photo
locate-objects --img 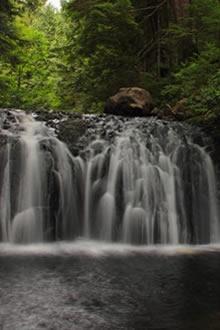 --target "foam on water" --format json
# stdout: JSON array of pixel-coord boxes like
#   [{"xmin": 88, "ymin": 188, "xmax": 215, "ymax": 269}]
[{"xmin": 0, "ymin": 240, "xmax": 220, "ymax": 257}]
